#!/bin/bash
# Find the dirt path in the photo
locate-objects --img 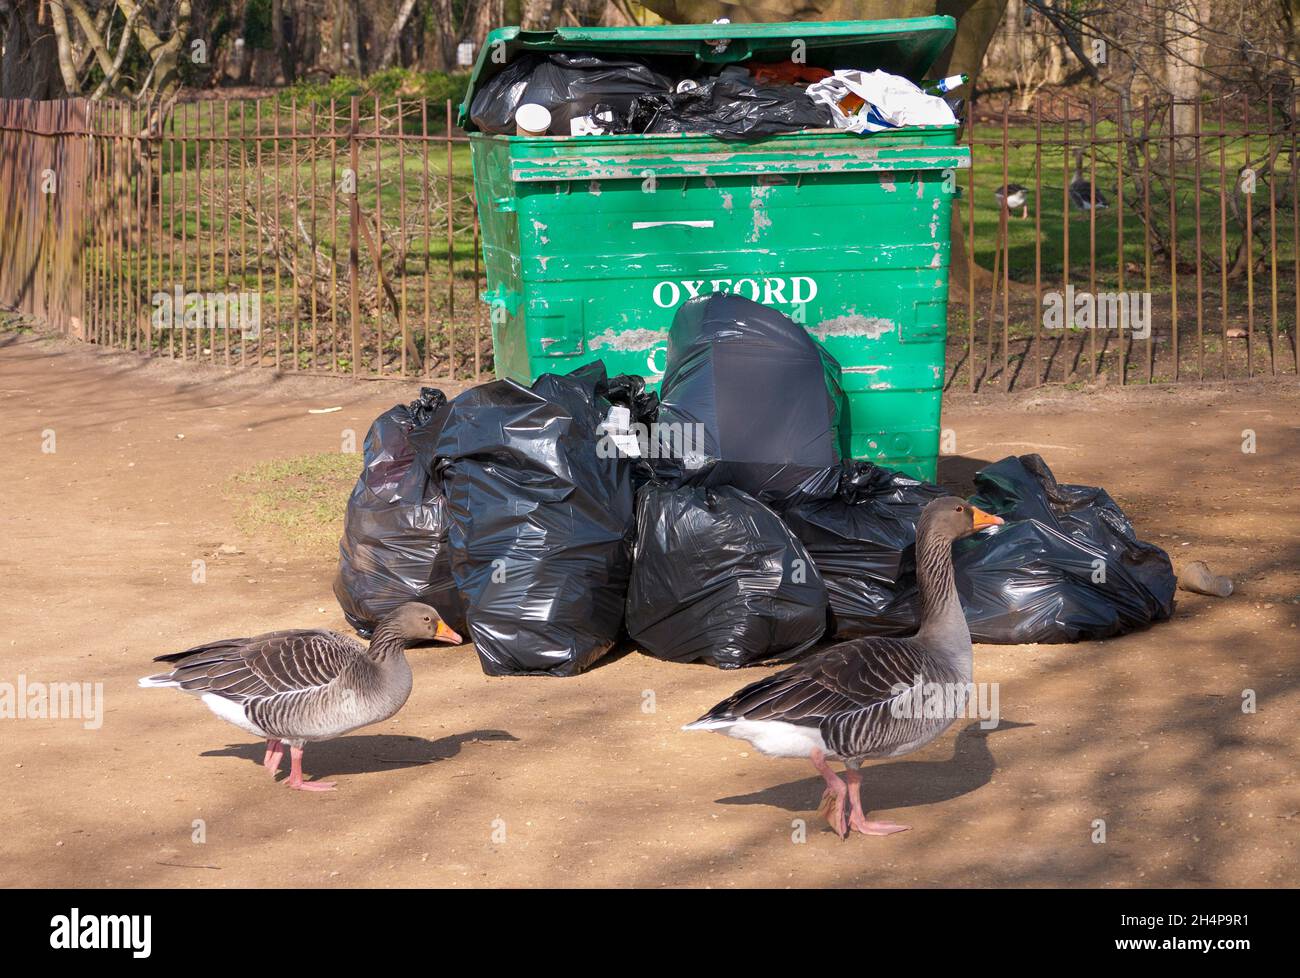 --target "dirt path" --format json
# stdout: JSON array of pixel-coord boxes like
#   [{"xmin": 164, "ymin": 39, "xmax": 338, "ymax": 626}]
[{"xmin": 1, "ymin": 330, "xmax": 1297, "ymax": 888}]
